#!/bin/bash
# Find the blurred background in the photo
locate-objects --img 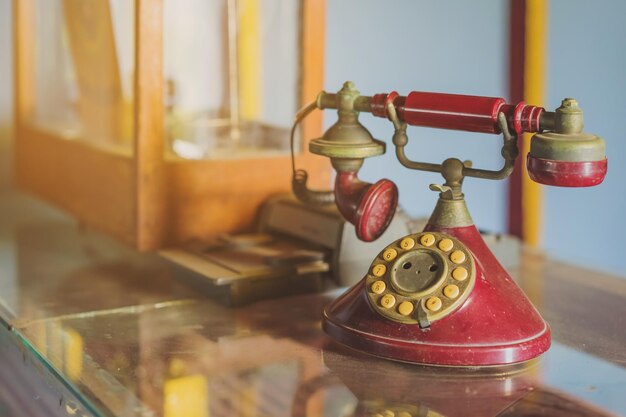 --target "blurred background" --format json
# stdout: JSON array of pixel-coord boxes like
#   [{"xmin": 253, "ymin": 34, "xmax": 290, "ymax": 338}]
[{"xmin": 0, "ymin": 0, "xmax": 624, "ymax": 277}]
